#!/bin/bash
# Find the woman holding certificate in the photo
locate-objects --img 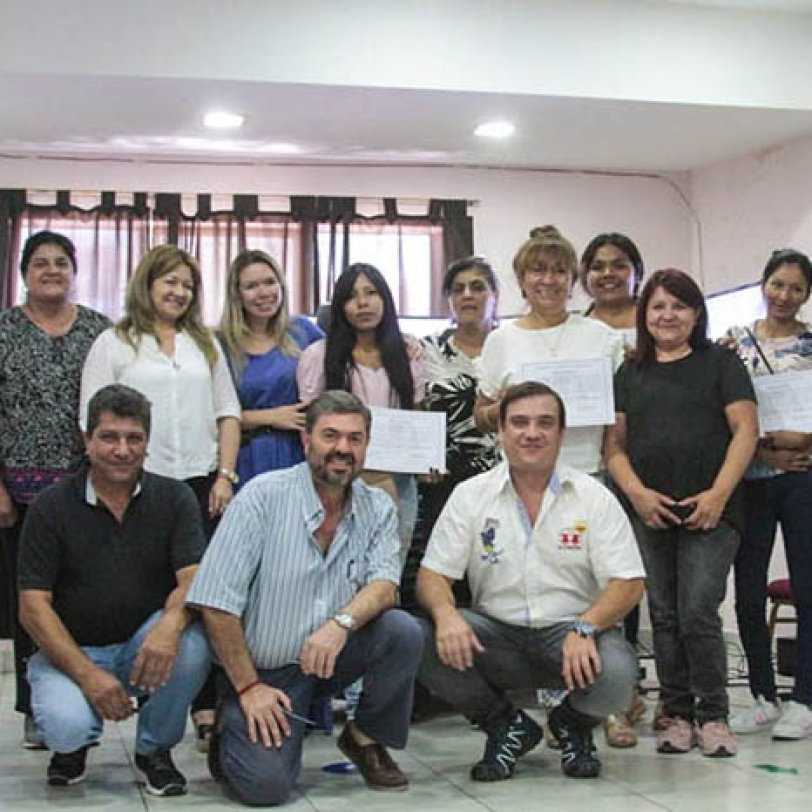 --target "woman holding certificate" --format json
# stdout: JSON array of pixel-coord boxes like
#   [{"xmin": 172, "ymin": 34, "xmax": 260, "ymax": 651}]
[
  {"xmin": 297, "ymin": 262, "xmax": 426, "ymax": 560},
  {"xmin": 605, "ymin": 269, "xmax": 758, "ymax": 758},
  {"xmin": 475, "ymin": 225, "xmax": 624, "ymax": 475},
  {"xmin": 725, "ymin": 249, "xmax": 812, "ymax": 741}
]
